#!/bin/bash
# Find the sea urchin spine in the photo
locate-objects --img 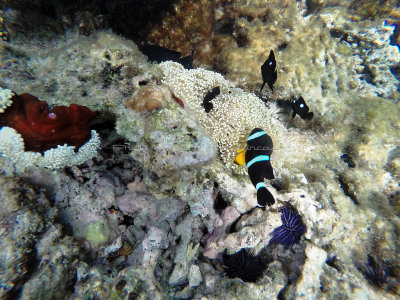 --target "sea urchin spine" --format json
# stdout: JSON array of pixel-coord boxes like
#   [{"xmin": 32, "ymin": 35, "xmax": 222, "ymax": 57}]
[{"xmin": 270, "ymin": 206, "xmax": 306, "ymax": 246}]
